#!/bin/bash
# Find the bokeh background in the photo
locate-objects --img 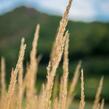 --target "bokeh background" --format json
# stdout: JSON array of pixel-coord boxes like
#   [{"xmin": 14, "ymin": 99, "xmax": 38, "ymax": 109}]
[{"xmin": 0, "ymin": 0, "xmax": 109, "ymax": 108}]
